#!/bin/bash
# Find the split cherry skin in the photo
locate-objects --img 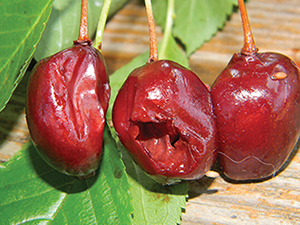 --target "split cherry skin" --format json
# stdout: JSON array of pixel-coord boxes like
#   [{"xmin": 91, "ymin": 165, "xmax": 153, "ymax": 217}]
[
  {"xmin": 211, "ymin": 0, "xmax": 300, "ymax": 181},
  {"xmin": 26, "ymin": 0, "xmax": 110, "ymax": 178},
  {"xmin": 26, "ymin": 43, "xmax": 110, "ymax": 177}
]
